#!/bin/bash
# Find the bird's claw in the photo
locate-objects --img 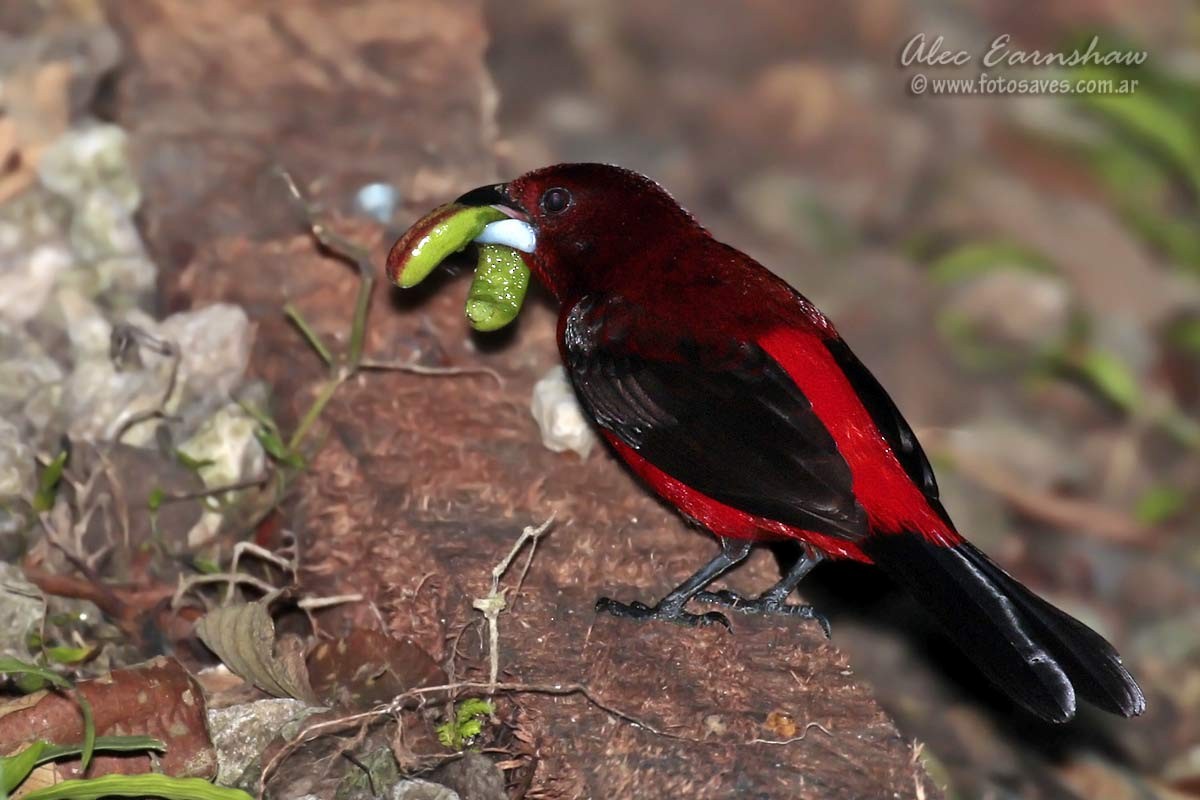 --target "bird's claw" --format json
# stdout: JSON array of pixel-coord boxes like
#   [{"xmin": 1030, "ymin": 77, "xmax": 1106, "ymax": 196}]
[
  {"xmin": 694, "ymin": 590, "xmax": 832, "ymax": 638},
  {"xmin": 595, "ymin": 596, "xmax": 731, "ymax": 631}
]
